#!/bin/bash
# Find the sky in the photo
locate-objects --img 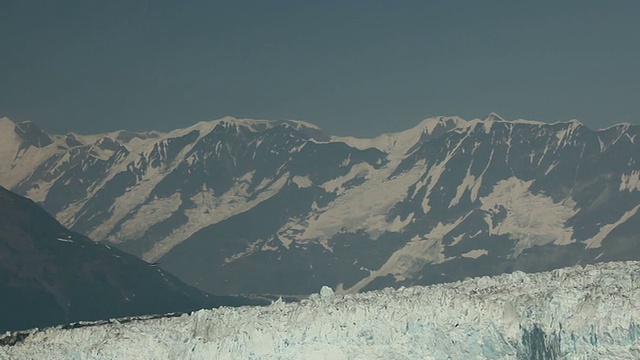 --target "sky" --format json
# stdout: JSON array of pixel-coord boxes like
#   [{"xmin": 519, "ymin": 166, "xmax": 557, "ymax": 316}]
[{"xmin": 1, "ymin": 0, "xmax": 639, "ymax": 137}]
